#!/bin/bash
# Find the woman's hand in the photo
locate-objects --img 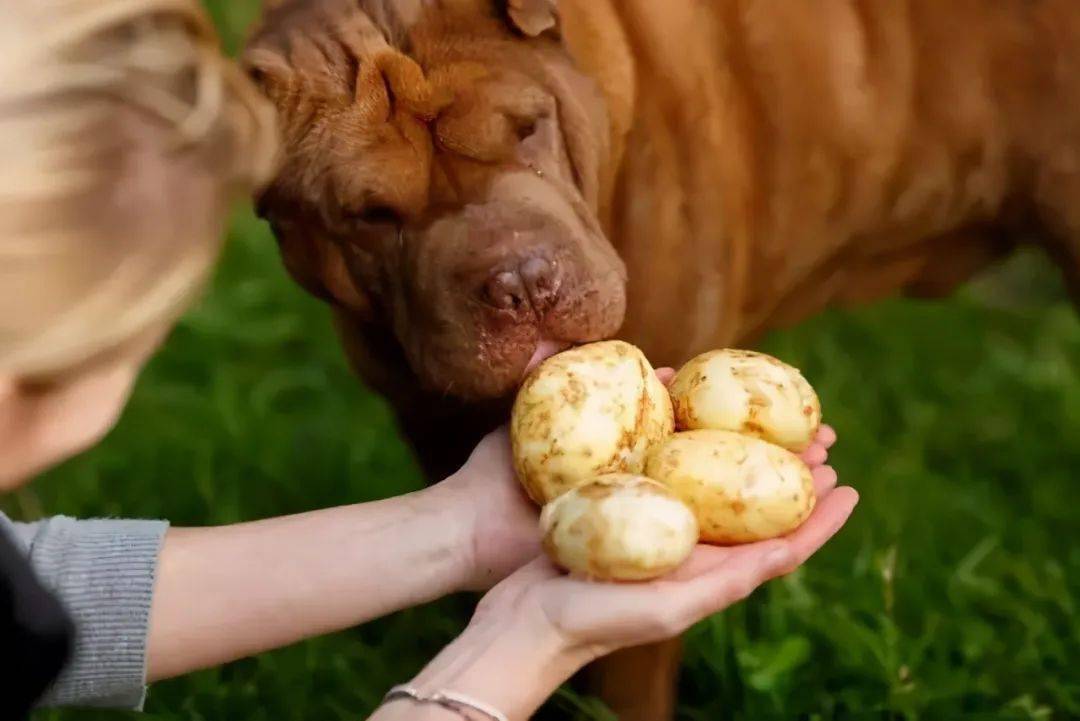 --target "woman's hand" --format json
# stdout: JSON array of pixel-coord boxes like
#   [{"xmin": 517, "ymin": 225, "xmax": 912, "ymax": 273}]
[
  {"xmin": 801, "ymin": 423, "xmax": 838, "ymax": 470},
  {"xmin": 380, "ymin": 468, "xmax": 857, "ymax": 721},
  {"xmin": 379, "ymin": 366, "xmax": 848, "ymax": 719},
  {"xmin": 436, "ymin": 427, "xmax": 543, "ymax": 591},
  {"xmin": 508, "ymin": 469, "xmax": 855, "ymax": 660}
]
